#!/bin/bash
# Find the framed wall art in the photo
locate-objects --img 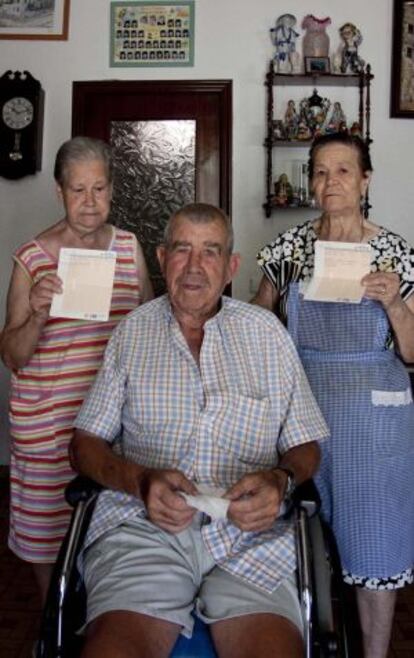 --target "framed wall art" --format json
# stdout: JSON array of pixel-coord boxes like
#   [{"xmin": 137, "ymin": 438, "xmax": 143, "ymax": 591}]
[
  {"xmin": 110, "ymin": 1, "xmax": 195, "ymax": 67},
  {"xmin": 390, "ymin": 0, "xmax": 414, "ymax": 117},
  {"xmin": 0, "ymin": 0, "xmax": 70, "ymax": 41}
]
